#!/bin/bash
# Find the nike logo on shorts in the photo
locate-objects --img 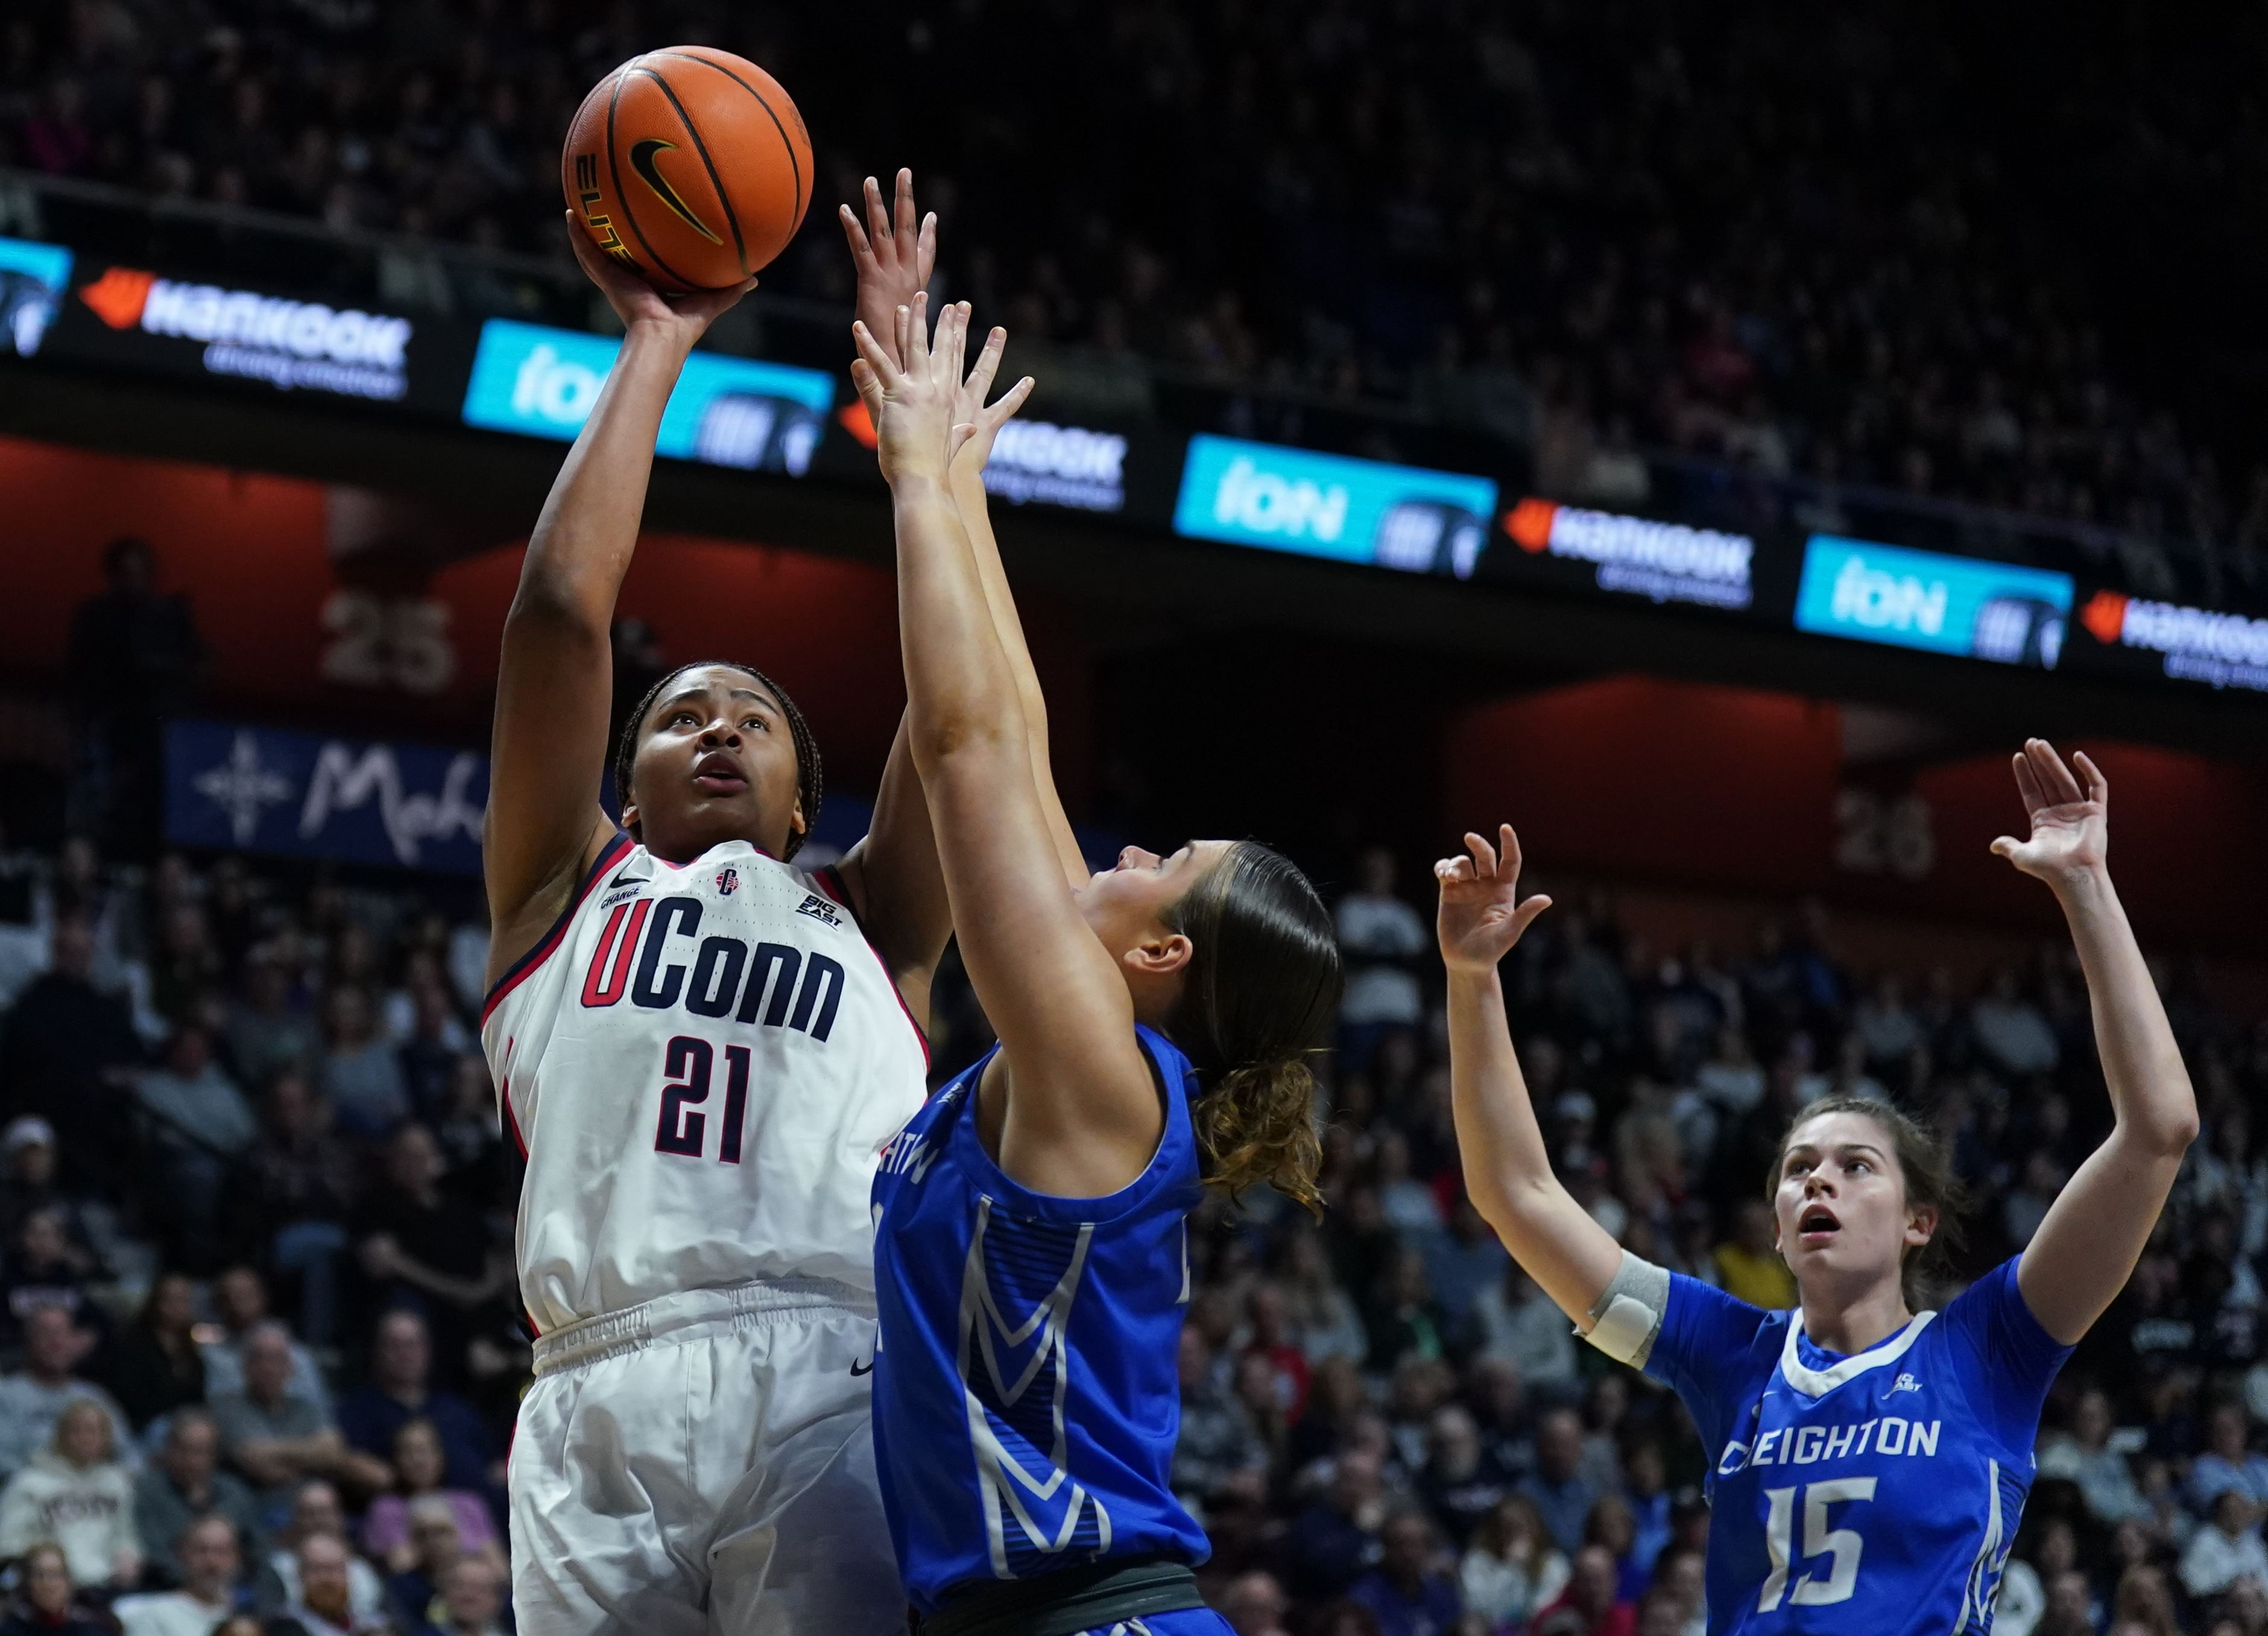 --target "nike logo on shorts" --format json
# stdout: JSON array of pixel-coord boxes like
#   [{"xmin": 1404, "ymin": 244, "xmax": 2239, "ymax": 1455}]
[{"xmin": 850, "ymin": 1357, "xmax": 874, "ymax": 1377}]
